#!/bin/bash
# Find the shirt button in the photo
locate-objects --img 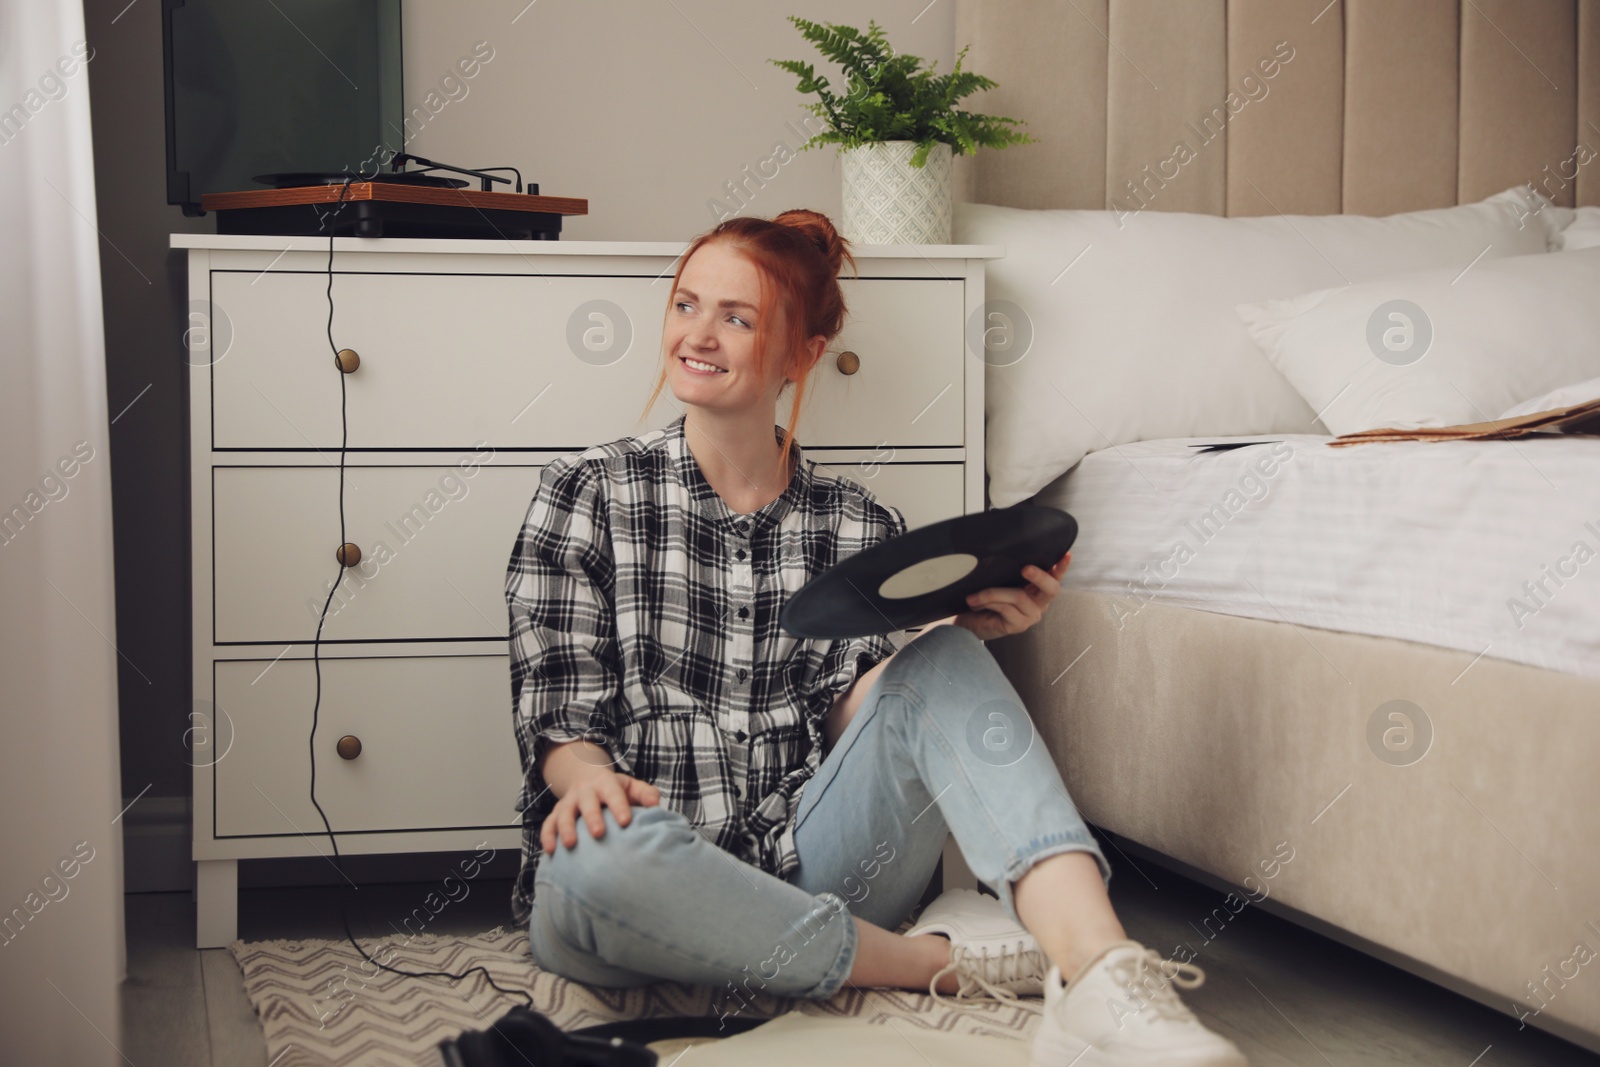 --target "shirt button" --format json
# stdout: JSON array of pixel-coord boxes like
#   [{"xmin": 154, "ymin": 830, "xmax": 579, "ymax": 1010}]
[
  {"xmin": 737, "ymin": 606, "xmax": 749, "ymax": 619},
  {"xmin": 733, "ymin": 784, "xmax": 743, "ymax": 798},
  {"xmin": 737, "ymin": 668, "xmax": 748, "ymax": 682},
  {"xmin": 737, "ymin": 521, "xmax": 749, "ymax": 534},
  {"xmin": 734, "ymin": 730, "xmax": 748, "ymax": 742},
  {"xmin": 735, "ymin": 549, "xmax": 747, "ymax": 561}
]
